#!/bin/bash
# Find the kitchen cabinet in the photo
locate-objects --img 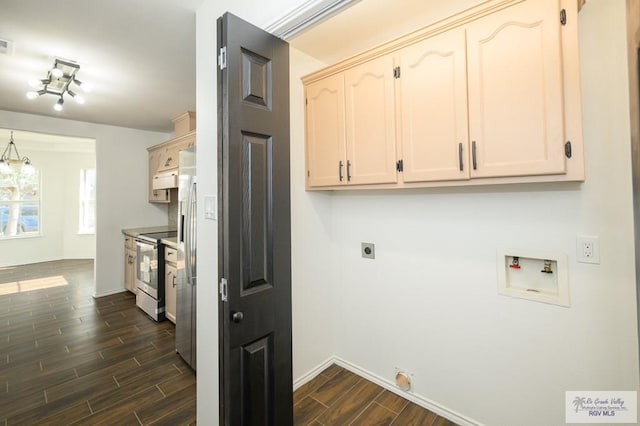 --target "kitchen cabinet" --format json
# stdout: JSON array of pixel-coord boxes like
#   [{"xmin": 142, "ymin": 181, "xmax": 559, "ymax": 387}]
[
  {"xmin": 344, "ymin": 55, "xmax": 397, "ymax": 185},
  {"xmin": 466, "ymin": 0, "xmax": 566, "ymax": 178},
  {"xmin": 148, "ymin": 146, "xmax": 170, "ymax": 203},
  {"xmin": 124, "ymin": 235, "xmax": 137, "ymax": 294},
  {"xmin": 305, "ymin": 74, "xmax": 346, "ymax": 187},
  {"xmin": 397, "ymin": 29, "xmax": 469, "ymax": 182},
  {"xmin": 148, "ymin": 111, "xmax": 196, "ymax": 203},
  {"xmin": 164, "ymin": 245, "xmax": 178, "ymax": 324},
  {"xmin": 305, "ymin": 56, "xmax": 397, "ymax": 187},
  {"xmin": 302, "ymin": 0, "xmax": 584, "ymax": 190}
]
